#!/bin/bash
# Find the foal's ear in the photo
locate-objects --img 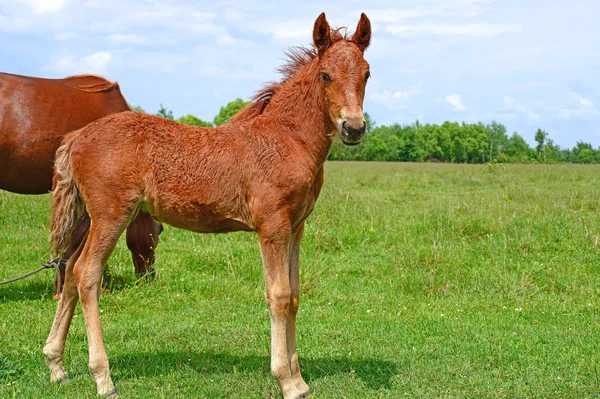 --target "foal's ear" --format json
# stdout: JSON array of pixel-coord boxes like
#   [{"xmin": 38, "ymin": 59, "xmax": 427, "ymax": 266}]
[
  {"xmin": 313, "ymin": 12, "xmax": 332, "ymax": 57},
  {"xmin": 351, "ymin": 13, "xmax": 371, "ymax": 52}
]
